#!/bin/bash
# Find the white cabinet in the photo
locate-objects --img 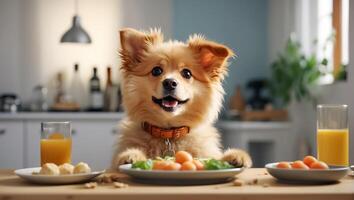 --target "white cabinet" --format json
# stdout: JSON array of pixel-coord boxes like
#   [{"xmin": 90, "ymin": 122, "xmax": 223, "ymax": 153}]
[
  {"xmin": 71, "ymin": 120, "xmax": 119, "ymax": 170},
  {"xmin": 0, "ymin": 121, "xmax": 24, "ymax": 168},
  {"xmin": 0, "ymin": 113, "xmax": 123, "ymax": 170},
  {"xmin": 24, "ymin": 120, "xmax": 40, "ymax": 168},
  {"xmin": 217, "ymin": 121, "xmax": 296, "ymax": 167},
  {"xmin": 25, "ymin": 120, "xmax": 119, "ymax": 170}
]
